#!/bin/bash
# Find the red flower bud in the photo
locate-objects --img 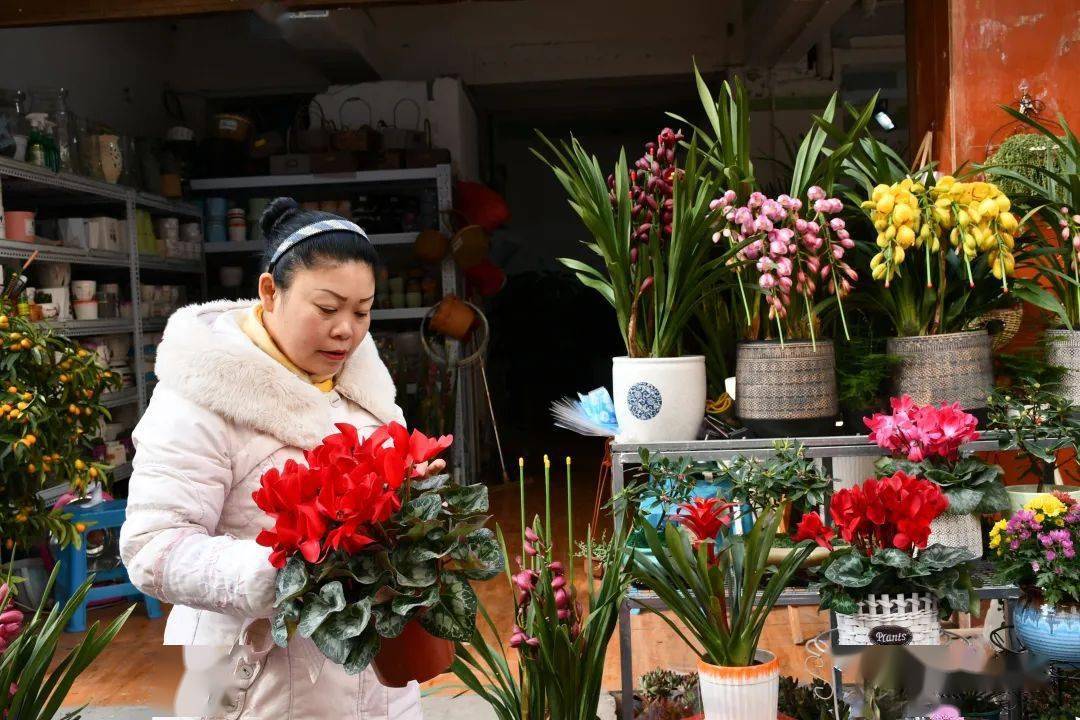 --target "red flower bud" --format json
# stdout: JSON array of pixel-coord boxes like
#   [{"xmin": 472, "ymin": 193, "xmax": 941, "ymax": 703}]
[{"xmin": 640, "ymin": 276, "xmax": 654, "ymax": 294}]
